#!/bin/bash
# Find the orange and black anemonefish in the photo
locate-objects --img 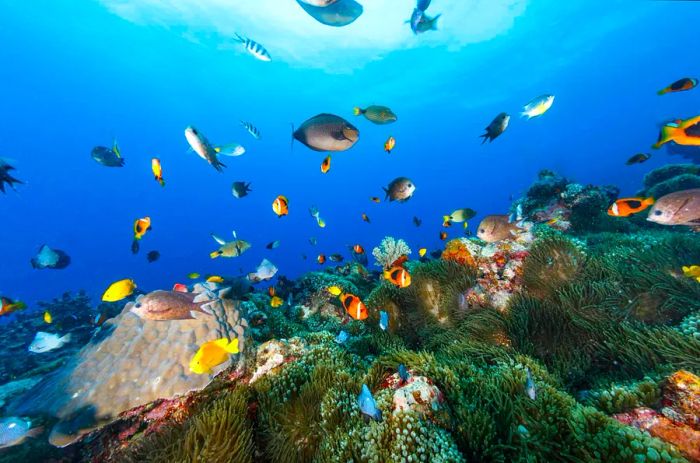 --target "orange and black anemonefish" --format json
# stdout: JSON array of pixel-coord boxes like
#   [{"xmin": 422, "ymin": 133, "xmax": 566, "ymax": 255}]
[
  {"xmin": 340, "ymin": 293, "xmax": 368, "ymax": 320},
  {"xmin": 321, "ymin": 155, "xmax": 331, "ymax": 173},
  {"xmin": 653, "ymin": 115, "xmax": 700, "ymax": 149},
  {"xmin": 272, "ymin": 195, "xmax": 289, "ymax": 217},
  {"xmin": 607, "ymin": 197, "xmax": 655, "ymax": 217},
  {"xmin": 362, "ymin": 213, "xmax": 371, "ymax": 223},
  {"xmin": 439, "ymin": 231, "xmax": 448, "ymax": 240},
  {"xmin": 352, "ymin": 244, "xmax": 365, "ymax": 254},
  {"xmin": 658, "ymin": 77, "xmax": 698, "ymax": 96},
  {"xmin": 317, "ymin": 253, "xmax": 326, "ymax": 264},
  {"xmin": 383, "ymin": 266, "xmax": 412, "ymax": 288}
]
